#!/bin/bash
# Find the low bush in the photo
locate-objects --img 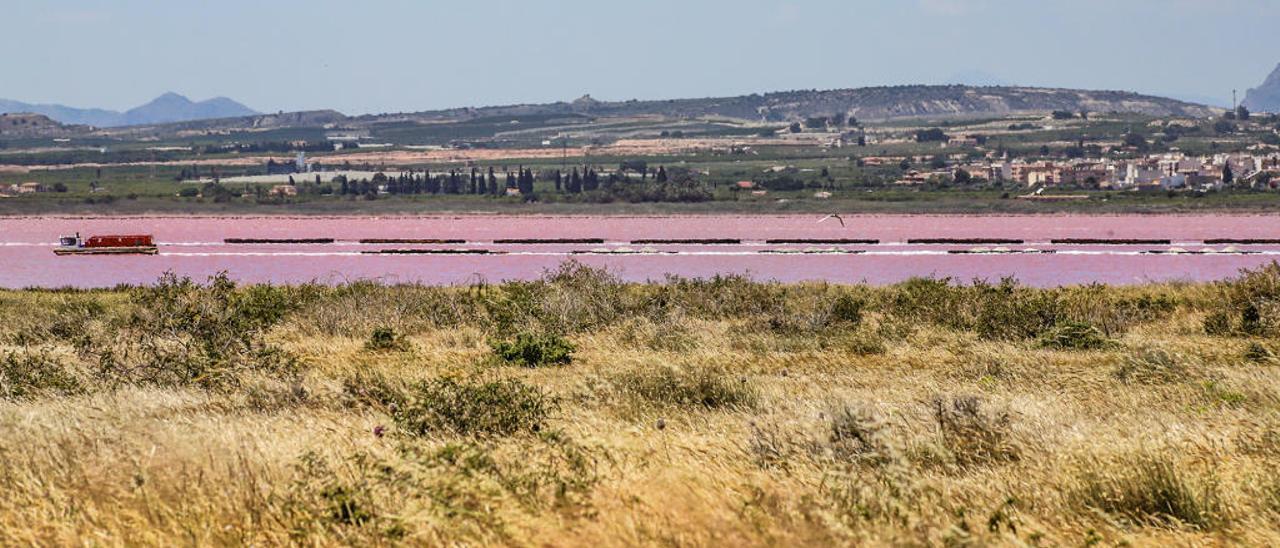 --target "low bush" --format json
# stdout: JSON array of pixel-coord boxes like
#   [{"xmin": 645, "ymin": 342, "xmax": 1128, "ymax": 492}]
[
  {"xmin": 613, "ymin": 316, "xmax": 697, "ymax": 352},
  {"xmin": 648, "ymin": 274, "xmax": 790, "ymax": 320},
  {"xmin": 827, "ymin": 405, "xmax": 893, "ymax": 465},
  {"xmin": 47, "ymin": 298, "xmax": 107, "ymax": 342},
  {"xmin": 86, "ymin": 272, "xmax": 299, "ymax": 389},
  {"xmin": 612, "ymin": 364, "xmax": 757, "ymax": 410},
  {"xmin": 290, "ymin": 431, "xmax": 605, "ymax": 541},
  {"xmin": 1203, "ymin": 311, "xmax": 1234, "ymax": 336},
  {"xmin": 1203, "ymin": 263, "xmax": 1280, "ymax": 337},
  {"xmin": 1057, "ymin": 285, "xmax": 1179, "ymax": 336},
  {"xmin": 828, "ymin": 294, "xmax": 867, "ymax": 327},
  {"xmin": 395, "ymin": 376, "xmax": 555, "ymax": 438},
  {"xmin": 972, "ymin": 281, "xmax": 1061, "ymax": 340},
  {"xmin": 834, "ymin": 330, "xmax": 888, "ymax": 356},
  {"xmin": 490, "ymin": 333, "xmax": 575, "ymax": 367},
  {"xmin": 1037, "ymin": 321, "xmax": 1113, "ymax": 350},
  {"xmin": 1244, "ymin": 342, "xmax": 1279, "ymax": 365},
  {"xmin": 341, "ymin": 370, "xmax": 409, "ymax": 411},
  {"xmin": 481, "ymin": 262, "xmax": 627, "ymax": 335},
  {"xmin": 0, "ymin": 351, "xmax": 83, "ymax": 400},
  {"xmin": 886, "ymin": 277, "xmax": 964, "ymax": 328},
  {"xmin": 1074, "ymin": 455, "xmax": 1226, "ymax": 530},
  {"xmin": 430, "ymin": 431, "xmax": 603, "ymax": 512},
  {"xmin": 364, "ymin": 327, "xmax": 410, "ymax": 352},
  {"xmin": 1114, "ymin": 348, "xmax": 1195, "ymax": 385},
  {"xmin": 931, "ymin": 395, "xmax": 1019, "ymax": 467}
]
